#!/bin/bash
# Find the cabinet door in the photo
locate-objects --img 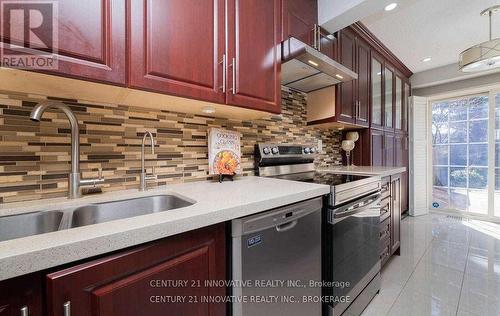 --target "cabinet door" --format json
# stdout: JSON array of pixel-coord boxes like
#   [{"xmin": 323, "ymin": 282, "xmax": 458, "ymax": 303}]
[
  {"xmin": 129, "ymin": 0, "xmax": 225, "ymax": 103},
  {"xmin": 336, "ymin": 29, "xmax": 356, "ymax": 124},
  {"xmin": 384, "ymin": 132, "xmax": 395, "ymax": 167},
  {"xmin": 371, "ymin": 54, "xmax": 384, "ymax": 129},
  {"xmin": 46, "ymin": 224, "xmax": 226, "ymax": 316},
  {"xmin": 403, "ymin": 82, "xmax": 411, "ymax": 133},
  {"xmin": 282, "ymin": 0, "xmax": 317, "ymax": 45},
  {"xmin": 226, "ymin": 0, "xmax": 281, "ymax": 113},
  {"xmin": 384, "ymin": 66, "xmax": 394, "ymax": 129},
  {"xmin": 0, "ymin": 0, "xmax": 126, "ymax": 85},
  {"xmin": 318, "ymin": 27, "xmax": 336, "ymax": 59},
  {"xmin": 355, "ymin": 38, "xmax": 370, "ymax": 126},
  {"xmin": 371, "ymin": 129, "xmax": 384, "ymax": 167},
  {"xmin": 0, "ymin": 273, "xmax": 43, "ymax": 316},
  {"xmin": 395, "ymin": 75, "xmax": 404, "ymax": 132},
  {"xmin": 391, "ymin": 175, "xmax": 401, "ymax": 254},
  {"xmin": 395, "ymin": 133, "xmax": 409, "ymax": 213}
]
